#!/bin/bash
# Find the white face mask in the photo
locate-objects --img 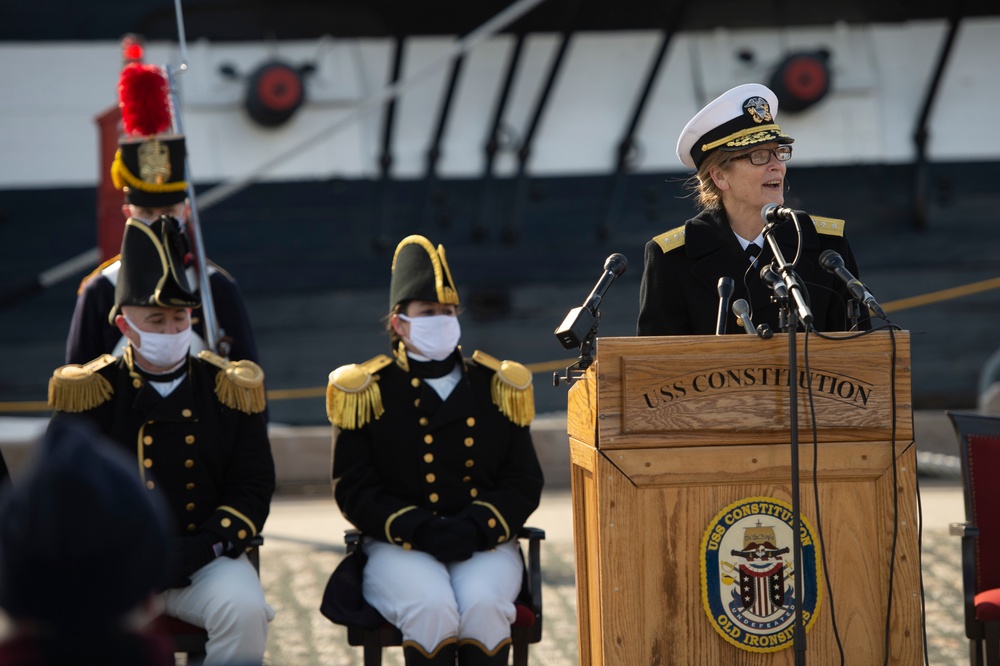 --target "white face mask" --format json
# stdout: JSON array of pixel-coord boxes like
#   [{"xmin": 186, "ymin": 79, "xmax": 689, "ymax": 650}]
[
  {"xmin": 398, "ymin": 314, "xmax": 461, "ymax": 361},
  {"xmin": 124, "ymin": 314, "xmax": 192, "ymax": 369}
]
